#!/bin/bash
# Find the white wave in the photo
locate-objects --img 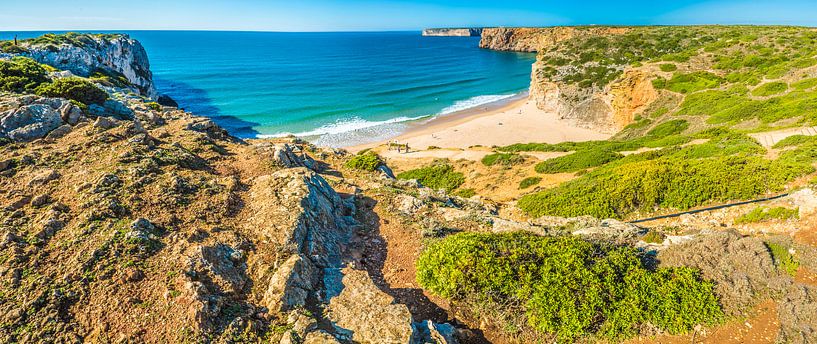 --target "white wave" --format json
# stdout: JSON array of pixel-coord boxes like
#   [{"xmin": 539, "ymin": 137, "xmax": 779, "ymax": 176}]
[
  {"xmin": 257, "ymin": 115, "xmax": 429, "ymax": 139},
  {"xmin": 256, "ymin": 92, "xmax": 522, "ymax": 147},
  {"xmin": 439, "ymin": 93, "xmax": 517, "ymax": 115}
]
